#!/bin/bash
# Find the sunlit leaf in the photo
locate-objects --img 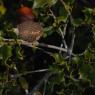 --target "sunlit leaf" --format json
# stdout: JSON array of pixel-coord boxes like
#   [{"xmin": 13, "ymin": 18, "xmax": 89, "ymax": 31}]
[
  {"xmin": 33, "ymin": 0, "xmax": 46, "ymax": 9},
  {"xmin": 72, "ymin": 56, "xmax": 80, "ymax": 64},
  {"xmin": 47, "ymin": 0, "xmax": 58, "ymax": 6},
  {"xmin": 15, "ymin": 46, "xmax": 23, "ymax": 60},
  {"xmin": 59, "ymin": 6, "xmax": 68, "ymax": 22},
  {"xmin": 52, "ymin": 53, "xmax": 65, "ymax": 64},
  {"xmin": 57, "ymin": 16, "xmax": 67, "ymax": 23},
  {"xmin": 33, "ymin": 0, "xmax": 58, "ymax": 8},
  {"xmin": 83, "ymin": 8, "xmax": 93, "ymax": 15},
  {"xmin": 43, "ymin": 26, "xmax": 53, "ymax": 37}
]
